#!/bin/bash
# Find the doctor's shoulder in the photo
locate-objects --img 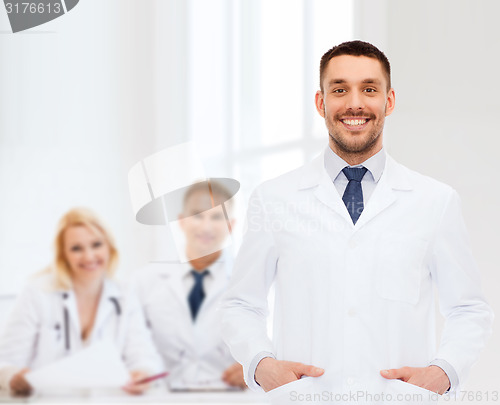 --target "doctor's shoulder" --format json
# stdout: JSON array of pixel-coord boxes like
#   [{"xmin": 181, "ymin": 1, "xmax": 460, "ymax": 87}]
[
  {"xmin": 20, "ymin": 270, "xmax": 62, "ymax": 301},
  {"xmin": 125, "ymin": 263, "xmax": 169, "ymax": 306},
  {"xmin": 106, "ymin": 278, "xmax": 141, "ymax": 310},
  {"xmin": 395, "ymin": 159, "xmax": 457, "ymax": 202},
  {"xmin": 250, "ymin": 160, "xmax": 312, "ymax": 200},
  {"xmin": 4, "ymin": 271, "xmax": 63, "ymax": 327}
]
